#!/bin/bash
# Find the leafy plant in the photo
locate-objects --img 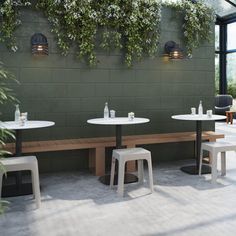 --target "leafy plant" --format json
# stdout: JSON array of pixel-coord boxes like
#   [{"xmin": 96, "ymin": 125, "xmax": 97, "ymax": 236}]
[
  {"xmin": 37, "ymin": 0, "xmax": 162, "ymax": 67},
  {"xmin": 0, "ymin": 61, "xmax": 17, "ymax": 214},
  {"xmin": 227, "ymin": 83, "xmax": 236, "ymax": 99},
  {"xmin": 0, "ymin": 0, "xmax": 31, "ymax": 51},
  {"xmin": 1, "ymin": 0, "xmax": 214, "ymax": 66},
  {"xmin": 163, "ymin": 0, "xmax": 215, "ymax": 56}
]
